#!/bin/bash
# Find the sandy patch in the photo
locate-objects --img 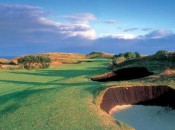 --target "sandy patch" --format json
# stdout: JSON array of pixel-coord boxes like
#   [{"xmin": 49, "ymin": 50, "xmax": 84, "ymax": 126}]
[
  {"xmin": 109, "ymin": 105, "xmax": 132, "ymax": 115},
  {"xmin": 111, "ymin": 105, "xmax": 175, "ymax": 130},
  {"xmin": 160, "ymin": 69, "xmax": 175, "ymax": 76}
]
